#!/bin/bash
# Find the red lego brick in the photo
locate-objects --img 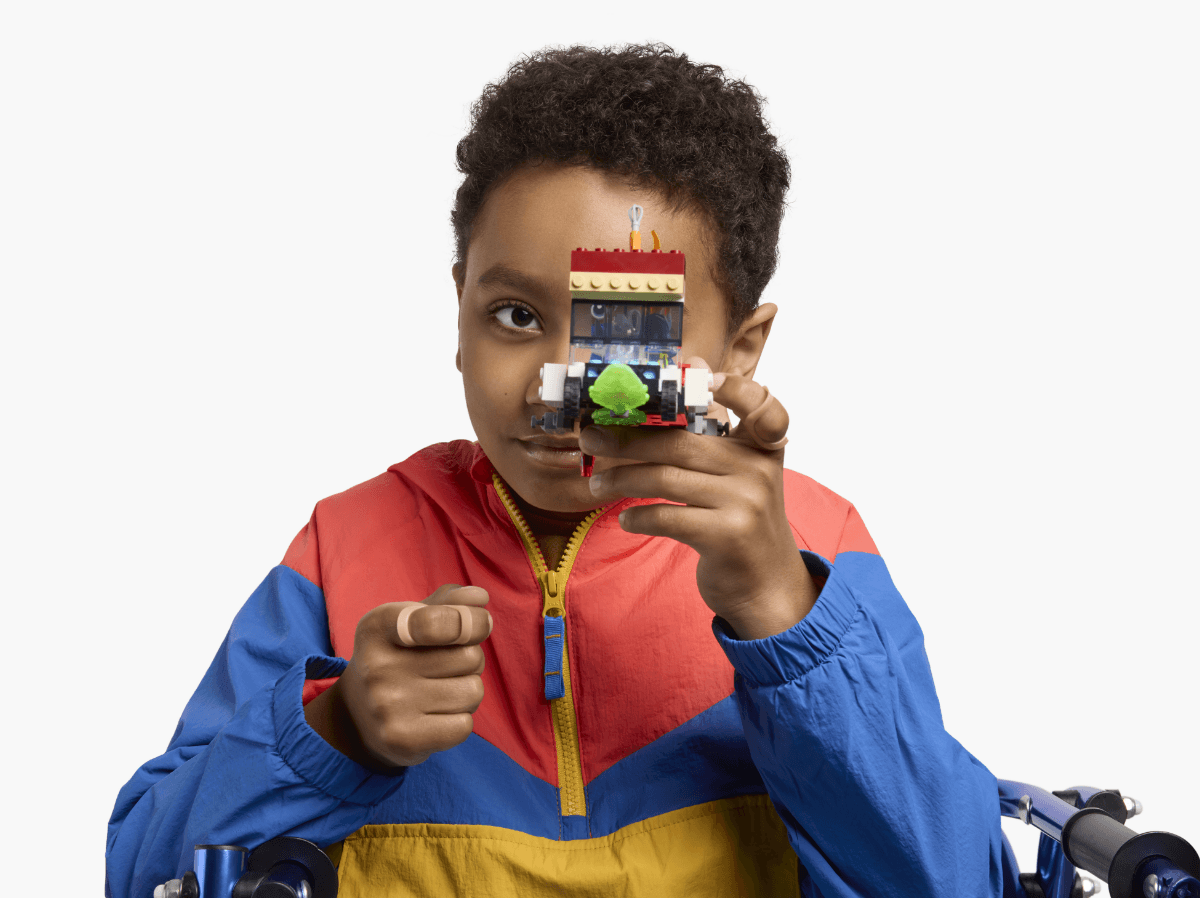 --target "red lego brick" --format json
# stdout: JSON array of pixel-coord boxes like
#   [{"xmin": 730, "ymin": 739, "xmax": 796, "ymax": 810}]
[{"xmin": 571, "ymin": 248, "xmax": 685, "ymax": 276}]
